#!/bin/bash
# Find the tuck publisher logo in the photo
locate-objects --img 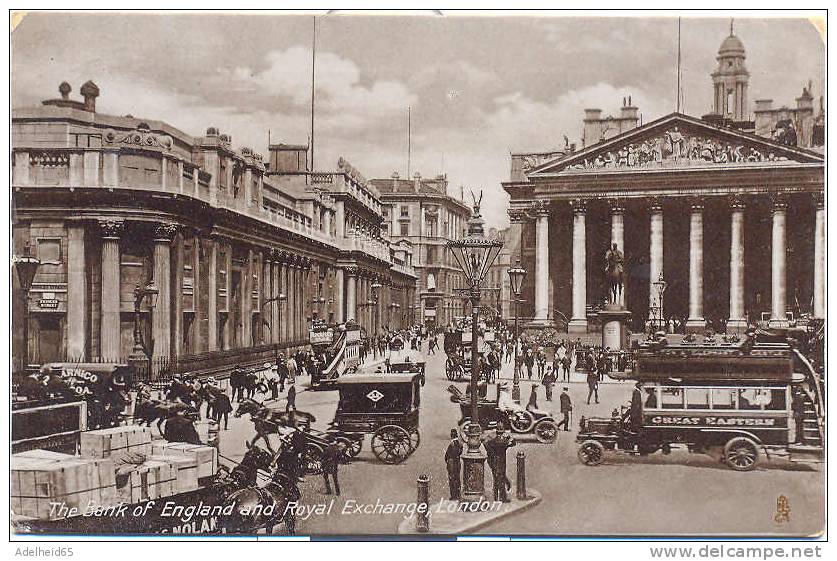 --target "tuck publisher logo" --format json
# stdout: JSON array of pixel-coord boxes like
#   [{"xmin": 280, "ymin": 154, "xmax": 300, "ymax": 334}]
[{"xmin": 774, "ymin": 495, "xmax": 791, "ymax": 523}]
